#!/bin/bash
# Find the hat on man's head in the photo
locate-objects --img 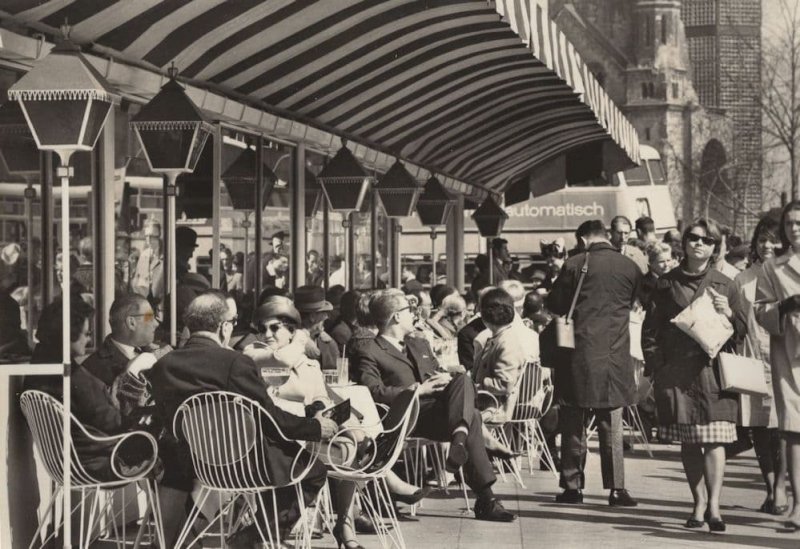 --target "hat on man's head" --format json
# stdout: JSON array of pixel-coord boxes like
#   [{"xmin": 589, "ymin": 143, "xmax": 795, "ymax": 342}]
[
  {"xmin": 402, "ymin": 279, "xmax": 423, "ymax": 294},
  {"xmin": 294, "ymin": 285, "xmax": 333, "ymax": 313},
  {"xmin": 271, "ymin": 231, "xmax": 286, "ymax": 241},
  {"xmin": 254, "ymin": 295, "xmax": 301, "ymax": 326},
  {"xmin": 175, "ymin": 227, "xmax": 199, "ymax": 250}
]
